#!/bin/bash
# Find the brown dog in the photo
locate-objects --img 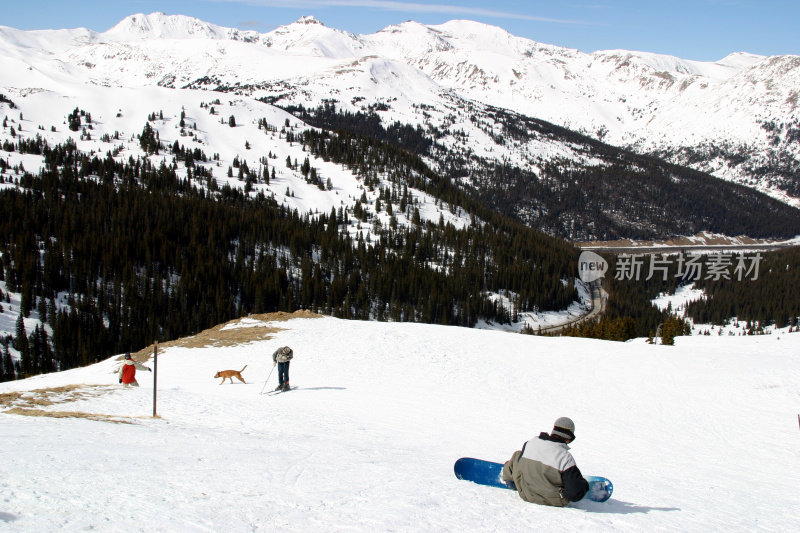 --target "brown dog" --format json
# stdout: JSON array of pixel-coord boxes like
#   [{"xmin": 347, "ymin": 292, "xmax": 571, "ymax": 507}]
[{"xmin": 214, "ymin": 365, "xmax": 247, "ymax": 384}]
